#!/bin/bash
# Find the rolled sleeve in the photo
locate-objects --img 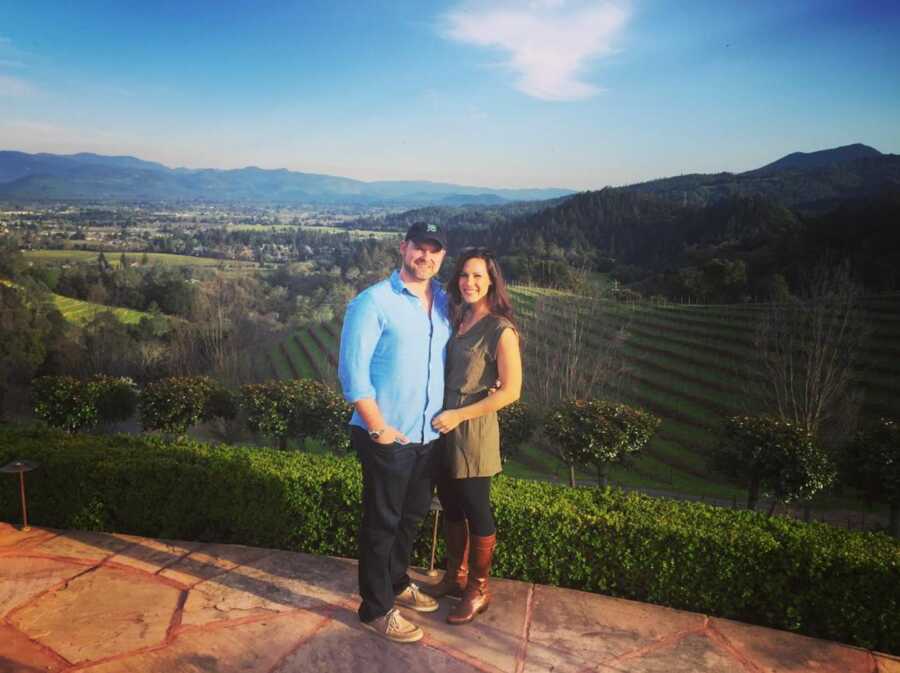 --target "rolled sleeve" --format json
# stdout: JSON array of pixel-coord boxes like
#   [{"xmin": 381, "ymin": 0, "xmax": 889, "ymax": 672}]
[{"xmin": 338, "ymin": 294, "xmax": 382, "ymax": 403}]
